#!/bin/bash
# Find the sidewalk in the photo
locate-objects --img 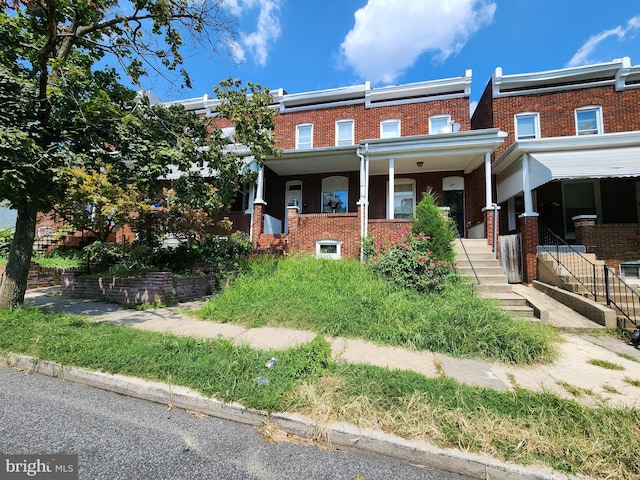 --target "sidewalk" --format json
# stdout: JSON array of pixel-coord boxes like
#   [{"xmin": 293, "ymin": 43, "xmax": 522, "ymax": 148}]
[{"xmin": 23, "ymin": 286, "xmax": 640, "ymax": 408}]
